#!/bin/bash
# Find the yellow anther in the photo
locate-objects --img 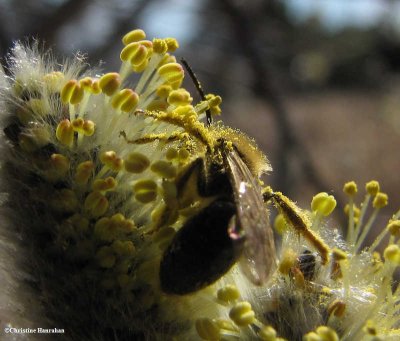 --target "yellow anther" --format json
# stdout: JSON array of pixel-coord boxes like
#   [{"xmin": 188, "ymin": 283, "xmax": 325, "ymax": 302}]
[
  {"xmin": 100, "ymin": 151, "xmax": 124, "ymax": 172},
  {"xmin": 206, "ymin": 93, "xmax": 222, "ymax": 107},
  {"xmin": 43, "ymin": 71, "xmax": 64, "ymax": 92},
  {"xmin": 99, "ymin": 72, "xmax": 121, "ymax": 96},
  {"xmin": 111, "ymin": 240, "xmax": 136, "ymax": 257},
  {"xmin": 206, "ymin": 94, "xmax": 222, "ymax": 115},
  {"xmin": 303, "ymin": 332, "xmax": 322, "ymax": 341},
  {"xmin": 18, "ymin": 126, "xmax": 51, "ymax": 152},
  {"xmin": 72, "ymin": 118, "xmax": 94, "ymax": 136},
  {"xmin": 79, "ymin": 77, "xmax": 94, "ymax": 90},
  {"xmin": 344, "ymin": 204, "xmax": 360, "ymax": 218},
  {"xmin": 50, "ymin": 189, "xmax": 79, "ymax": 213},
  {"xmin": 82, "ymin": 120, "xmax": 95, "ymax": 136},
  {"xmin": 132, "ymin": 59, "xmax": 149, "ymax": 73},
  {"xmin": 45, "ymin": 154, "xmax": 70, "ymax": 180},
  {"xmin": 387, "ymin": 220, "xmax": 400, "ymax": 237},
  {"xmin": 343, "ymin": 181, "xmax": 357, "ymax": 196},
  {"xmin": 122, "ymin": 29, "xmax": 146, "ymax": 45},
  {"xmin": 315, "ymin": 326, "xmax": 339, "ymax": 341},
  {"xmin": 178, "ymin": 148, "xmax": 190, "ymax": 161},
  {"xmin": 217, "ymin": 285, "xmax": 240, "ymax": 303},
  {"xmin": 133, "ymin": 179, "xmax": 158, "ymax": 203},
  {"xmin": 229, "ymin": 301, "xmax": 255, "ymax": 326},
  {"xmin": 156, "ymin": 84, "xmax": 172, "ymax": 99},
  {"xmin": 94, "ymin": 217, "xmax": 114, "ymax": 242},
  {"xmin": 75, "ymin": 161, "xmax": 94, "ymax": 185},
  {"xmin": 158, "ymin": 62, "xmax": 184, "ymax": 83},
  {"xmin": 372, "ymin": 192, "xmax": 388, "ymax": 209},
  {"xmin": 124, "ymin": 152, "xmax": 150, "ymax": 173},
  {"xmin": 68, "ymin": 214, "xmax": 89, "ymax": 234},
  {"xmin": 311, "ymin": 192, "xmax": 337, "ymax": 216},
  {"xmin": 165, "ymin": 37, "xmax": 179, "ymax": 52},
  {"xmin": 195, "ymin": 318, "xmax": 220, "ymax": 341},
  {"xmin": 163, "ymin": 148, "xmax": 177, "ymax": 161},
  {"xmin": 120, "ymin": 42, "xmax": 149, "ymax": 66},
  {"xmin": 56, "ymin": 119, "xmax": 74, "ymax": 147},
  {"xmin": 84, "ymin": 191, "xmax": 109, "ymax": 217},
  {"xmin": 111, "ymin": 88, "xmax": 139, "ymax": 112},
  {"xmin": 383, "ymin": 244, "xmax": 400, "ymax": 265},
  {"xmin": 152, "ymin": 38, "xmax": 168, "ymax": 54},
  {"xmin": 90, "ymin": 79, "xmax": 101, "ymax": 94},
  {"xmin": 274, "ymin": 214, "xmax": 287, "ymax": 235},
  {"xmin": 173, "ymin": 105, "xmax": 196, "ymax": 117},
  {"xmin": 327, "ymin": 299, "xmax": 346, "ymax": 317},
  {"xmin": 96, "ymin": 246, "xmax": 116, "ymax": 268},
  {"xmin": 167, "ymin": 88, "xmax": 193, "ymax": 106},
  {"xmin": 214, "ymin": 319, "xmax": 238, "ymax": 333},
  {"xmin": 150, "ymin": 160, "xmax": 177, "ymax": 179},
  {"xmin": 71, "ymin": 117, "xmax": 84, "ymax": 131},
  {"xmin": 61, "ymin": 79, "xmax": 84, "ymax": 105},
  {"xmin": 259, "ymin": 325, "xmax": 277, "ymax": 341},
  {"xmin": 366, "ymin": 180, "xmax": 380, "ymax": 196},
  {"xmin": 278, "ymin": 249, "xmax": 297, "ymax": 275},
  {"xmin": 158, "ymin": 53, "xmax": 176, "ymax": 67},
  {"xmin": 92, "ymin": 177, "xmax": 117, "ymax": 192}
]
